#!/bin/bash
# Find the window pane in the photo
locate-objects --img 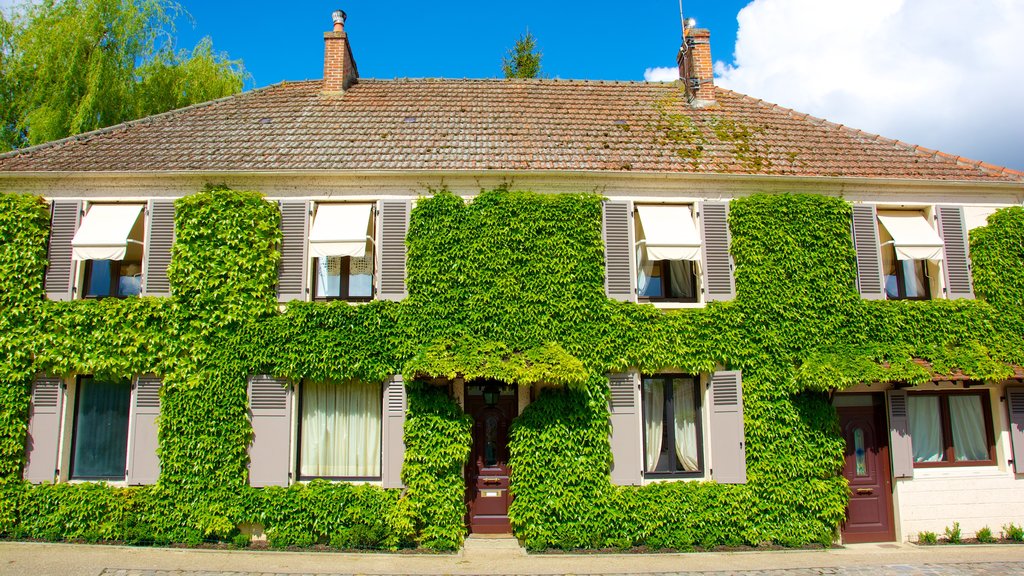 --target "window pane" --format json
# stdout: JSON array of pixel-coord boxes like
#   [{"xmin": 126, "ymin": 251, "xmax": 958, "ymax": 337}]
[
  {"xmin": 882, "ymin": 243, "xmax": 900, "ymax": 300},
  {"xmin": 316, "ymin": 257, "xmax": 342, "ymax": 298},
  {"xmin": 72, "ymin": 378, "xmax": 130, "ymax": 479},
  {"xmin": 300, "ymin": 381, "xmax": 382, "ymax": 477},
  {"xmin": 349, "ymin": 255, "xmax": 374, "ymax": 298},
  {"xmin": 642, "ymin": 378, "xmax": 665, "ymax": 472},
  {"xmin": 86, "ymin": 260, "xmax": 113, "ymax": 297},
  {"xmin": 949, "ymin": 395, "xmax": 988, "ymax": 461},
  {"xmin": 671, "ymin": 378, "xmax": 699, "ymax": 472},
  {"xmin": 637, "ymin": 255, "xmax": 663, "ymax": 298},
  {"xmin": 902, "ymin": 260, "xmax": 928, "ymax": 298},
  {"xmin": 908, "ymin": 396, "xmax": 943, "ymax": 462},
  {"xmin": 118, "ymin": 259, "xmax": 142, "ymax": 297}
]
